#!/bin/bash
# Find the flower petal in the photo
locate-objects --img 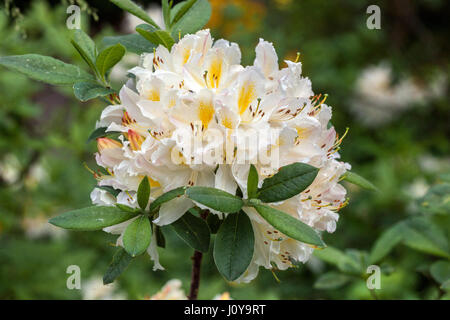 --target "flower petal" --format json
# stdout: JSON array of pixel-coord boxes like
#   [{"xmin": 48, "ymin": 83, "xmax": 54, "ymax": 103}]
[
  {"xmin": 147, "ymin": 231, "xmax": 165, "ymax": 271},
  {"xmin": 153, "ymin": 196, "xmax": 194, "ymax": 226}
]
